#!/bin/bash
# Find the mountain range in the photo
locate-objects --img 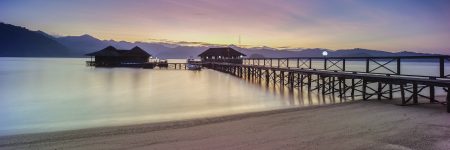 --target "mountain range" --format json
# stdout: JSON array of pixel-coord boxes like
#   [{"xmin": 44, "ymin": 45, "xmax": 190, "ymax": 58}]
[{"xmin": 0, "ymin": 22, "xmax": 439, "ymax": 58}]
